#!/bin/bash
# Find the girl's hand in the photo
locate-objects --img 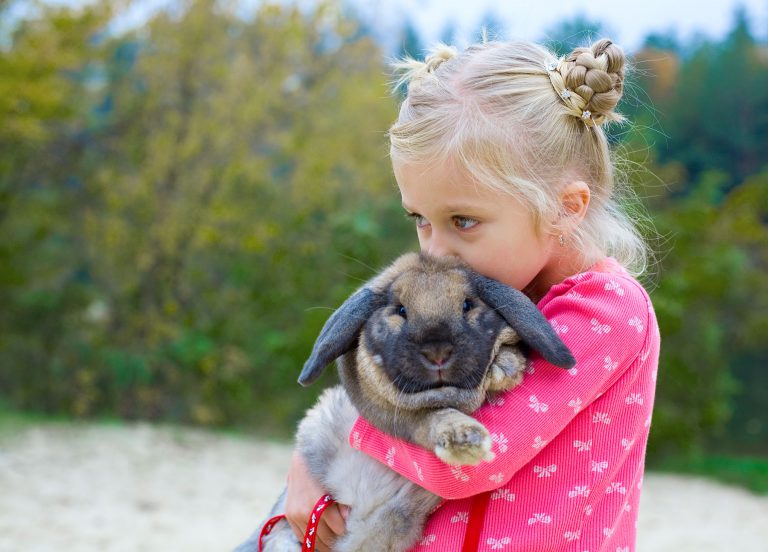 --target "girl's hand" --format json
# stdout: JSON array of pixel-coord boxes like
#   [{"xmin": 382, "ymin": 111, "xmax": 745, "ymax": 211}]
[{"xmin": 285, "ymin": 449, "xmax": 349, "ymax": 552}]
